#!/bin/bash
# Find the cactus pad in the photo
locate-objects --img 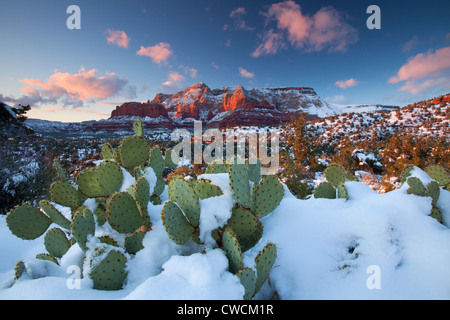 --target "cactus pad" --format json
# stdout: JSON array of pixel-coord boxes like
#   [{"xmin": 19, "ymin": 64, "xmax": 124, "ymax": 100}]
[
  {"xmin": 165, "ymin": 148, "xmax": 178, "ymax": 169},
  {"xmin": 106, "ymin": 192, "xmax": 144, "ymax": 234},
  {"xmin": 236, "ymin": 267, "xmax": 257, "ymax": 300},
  {"xmin": 194, "ymin": 179, "xmax": 223, "ymax": 199},
  {"xmin": 429, "ymin": 207, "xmax": 443, "ymax": 224},
  {"xmin": 148, "ymin": 147, "xmax": 165, "ymax": 177},
  {"xmin": 71, "ymin": 206, "xmax": 95, "ymax": 251},
  {"xmin": 97, "ymin": 161, "xmax": 123, "ymax": 195},
  {"xmin": 39, "ymin": 200, "xmax": 71, "ymax": 230},
  {"xmin": 152, "ymin": 176, "xmax": 165, "ymax": 196},
  {"xmin": 124, "ymin": 231, "xmax": 146, "ymax": 254},
  {"xmin": 229, "ymin": 164, "xmax": 252, "ymax": 209},
  {"xmin": 7, "ymin": 204, "xmax": 52, "ymax": 240},
  {"xmin": 169, "ymin": 179, "xmax": 200, "ymax": 227},
  {"xmin": 101, "ymin": 142, "xmax": 115, "ymax": 161},
  {"xmin": 36, "ymin": 253, "xmax": 59, "ymax": 265},
  {"xmin": 337, "ymin": 183, "xmax": 348, "ymax": 200},
  {"xmin": 128, "ymin": 176, "xmax": 150, "ymax": 209},
  {"xmin": 426, "ymin": 181, "xmax": 440, "ymax": 206},
  {"xmin": 314, "ymin": 182, "xmax": 337, "ymax": 199},
  {"xmin": 325, "ymin": 164, "xmax": 347, "ymax": 188},
  {"xmin": 254, "ymin": 242, "xmax": 277, "ymax": 295},
  {"xmin": 53, "ymin": 160, "xmax": 68, "ymax": 181},
  {"xmin": 406, "ymin": 177, "xmax": 426, "ymax": 196},
  {"xmin": 49, "ymin": 180, "xmax": 81, "ymax": 209},
  {"xmin": 425, "ymin": 165, "xmax": 450, "ymax": 187},
  {"xmin": 222, "ymin": 227, "xmax": 244, "ymax": 274},
  {"xmin": 161, "ymin": 201, "xmax": 194, "ymax": 245},
  {"xmin": 247, "ymin": 159, "xmax": 262, "ymax": 184},
  {"xmin": 252, "ymin": 175, "xmax": 284, "ymax": 218},
  {"xmin": 118, "ymin": 136, "xmax": 150, "ymax": 169},
  {"xmin": 14, "ymin": 260, "xmax": 27, "ymax": 280},
  {"xmin": 44, "ymin": 228, "xmax": 71, "ymax": 258},
  {"xmin": 89, "ymin": 249, "xmax": 127, "ymax": 291},
  {"xmin": 76, "ymin": 168, "xmax": 109, "ymax": 198},
  {"xmin": 227, "ymin": 205, "xmax": 263, "ymax": 252},
  {"xmin": 133, "ymin": 118, "xmax": 144, "ymax": 137}
]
